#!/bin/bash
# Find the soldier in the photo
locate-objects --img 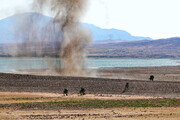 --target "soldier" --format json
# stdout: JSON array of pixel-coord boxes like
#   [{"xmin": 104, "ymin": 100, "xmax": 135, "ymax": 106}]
[
  {"xmin": 122, "ymin": 82, "xmax": 129, "ymax": 93},
  {"xmin": 149, "ymin": 75, "xmax": 154, "ymax": 81},
  {"xmin": 63, "ymin": 89, "xmax": 68, "ymax": 96},
  {"xmin": 79, "ymin": 87, "xmax": 86, "ymax": 95}
]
